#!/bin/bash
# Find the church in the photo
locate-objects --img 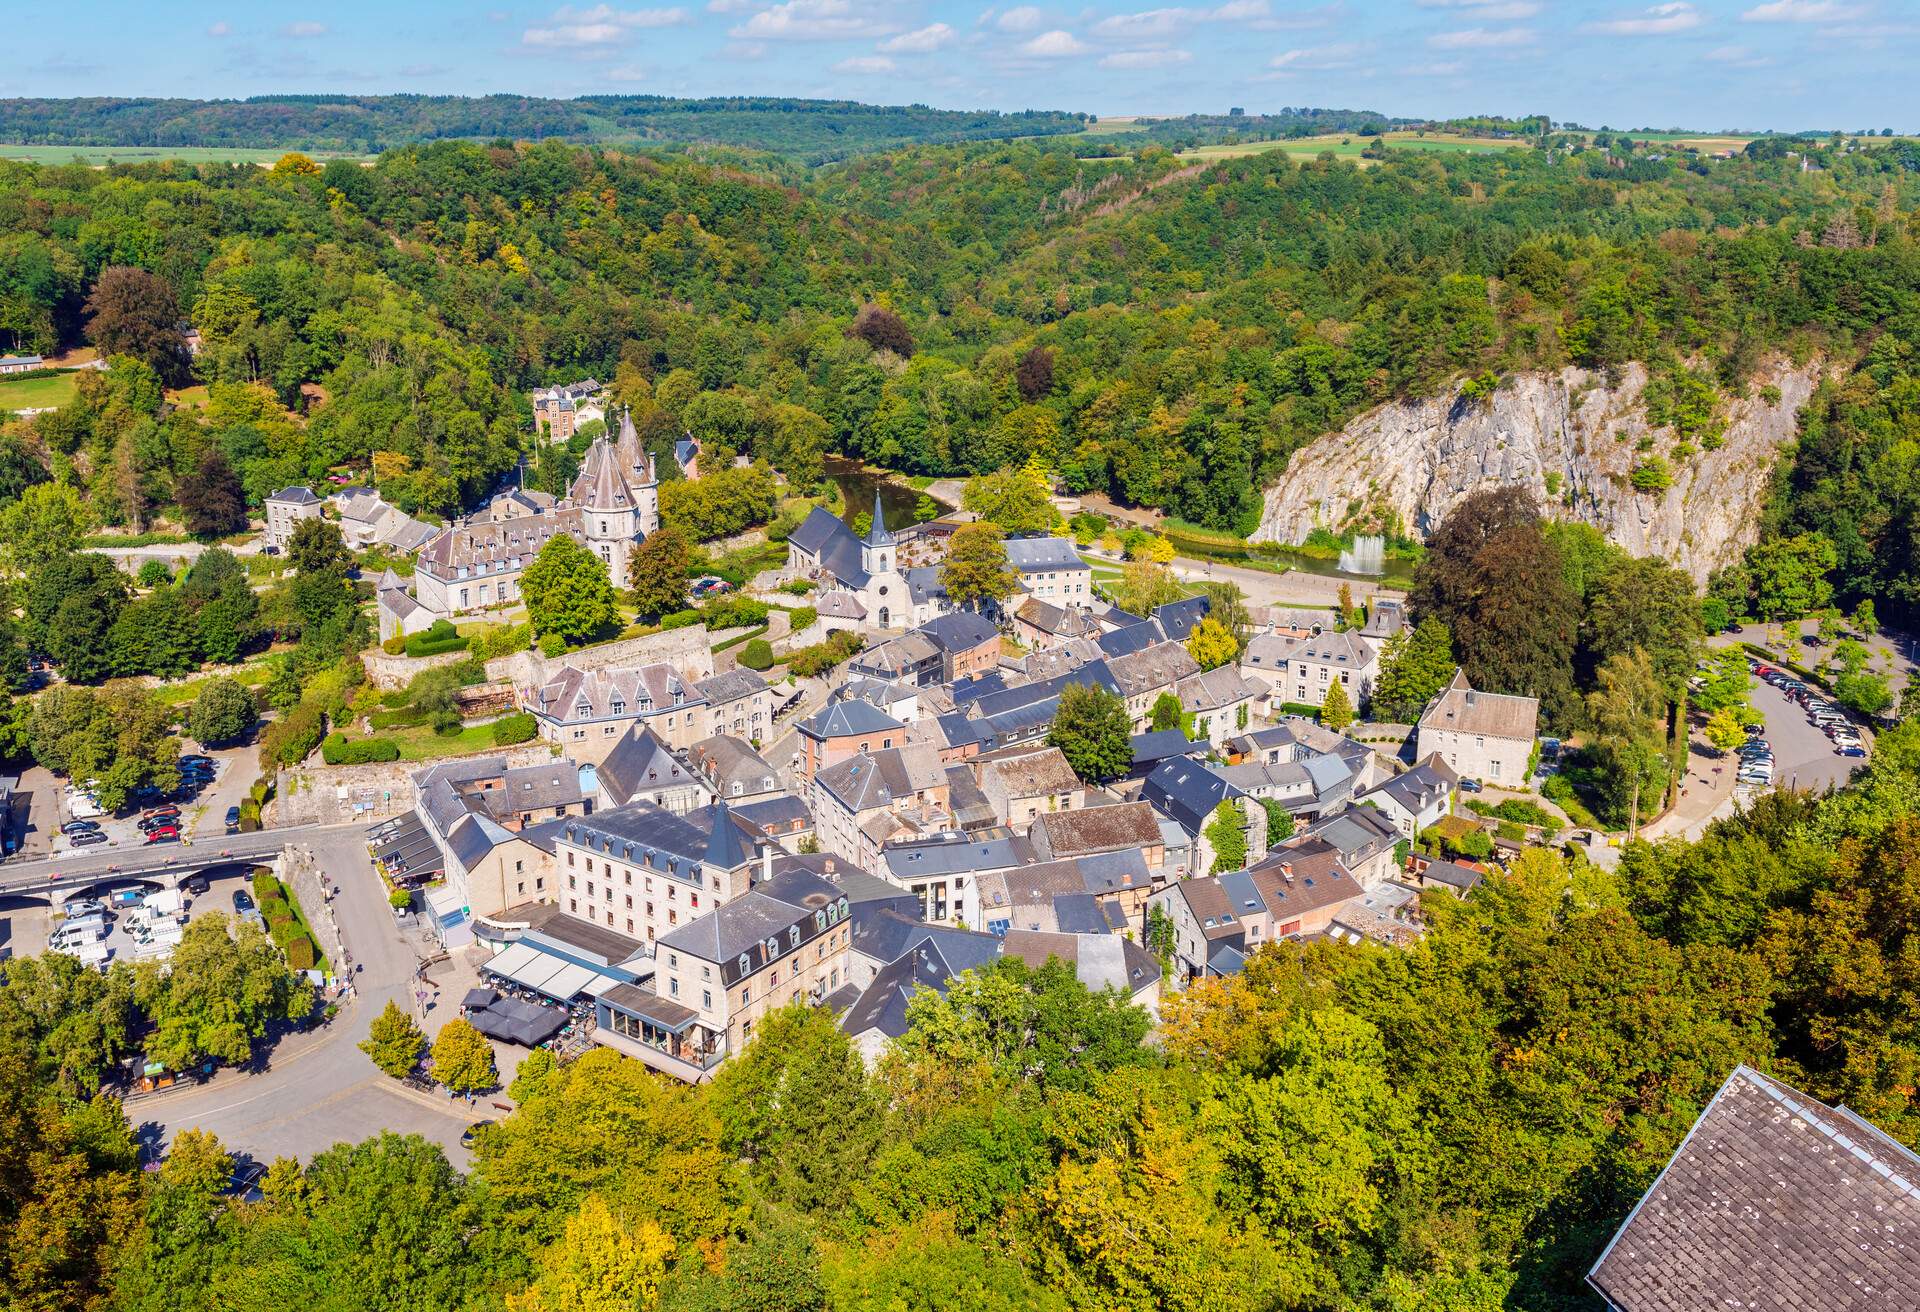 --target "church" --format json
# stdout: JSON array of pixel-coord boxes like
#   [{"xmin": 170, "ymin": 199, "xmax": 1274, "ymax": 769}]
[
  {"xmin": 383, "ymin": 408, "xmax": 661, "ymax": 641},
  {"xmin": 785, "ymin": 493, "xmax": 950, "ymax": 634}
]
